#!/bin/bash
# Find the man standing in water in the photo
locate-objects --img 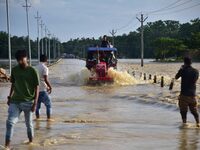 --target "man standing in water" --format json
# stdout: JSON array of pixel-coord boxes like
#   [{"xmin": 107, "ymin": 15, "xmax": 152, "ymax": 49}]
[
  {"xmin": 35, "ymin": 55, "xmax": 53, "ymax": 121},
  {"xmin": 175, "ymin": 57, "xmax": 200, "ymax": 127},
  {"xmin": 5, "ymin": 50, "xmax": 39, "ymax": 149}
]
